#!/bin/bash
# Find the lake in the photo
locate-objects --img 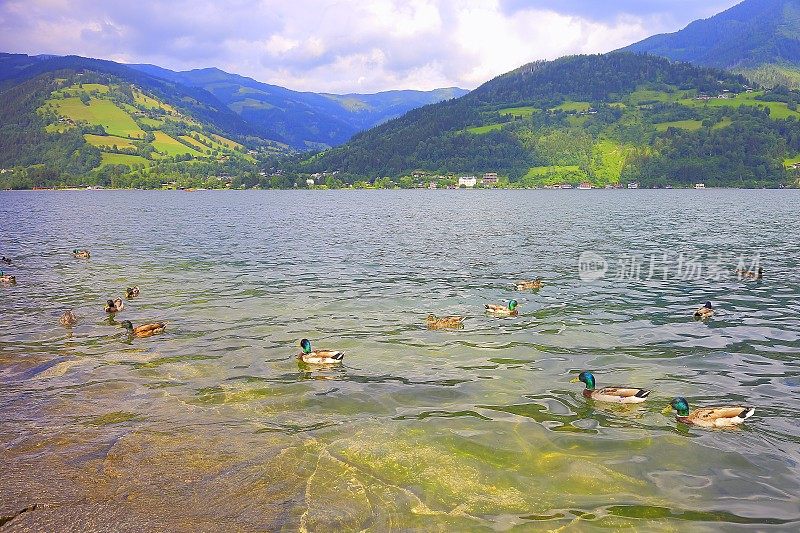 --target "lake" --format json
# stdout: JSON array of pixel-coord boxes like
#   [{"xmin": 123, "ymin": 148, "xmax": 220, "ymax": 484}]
[{"xmin": 1, "ymin": 189, "xmax": 798, "ymax": 531}]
